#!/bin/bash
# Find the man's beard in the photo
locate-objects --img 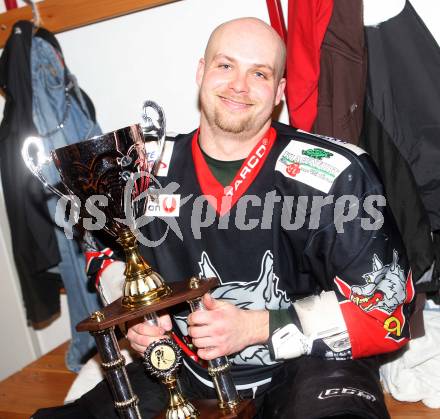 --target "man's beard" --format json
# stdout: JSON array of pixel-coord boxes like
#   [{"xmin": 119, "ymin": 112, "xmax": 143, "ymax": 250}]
[
  {"xmin": 213, "ymin": 107, "xmax": 253, "ymax": 134},
  {"xmin": 200, "ymin": 91, "xmax": 256, "ymax": 135}
]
